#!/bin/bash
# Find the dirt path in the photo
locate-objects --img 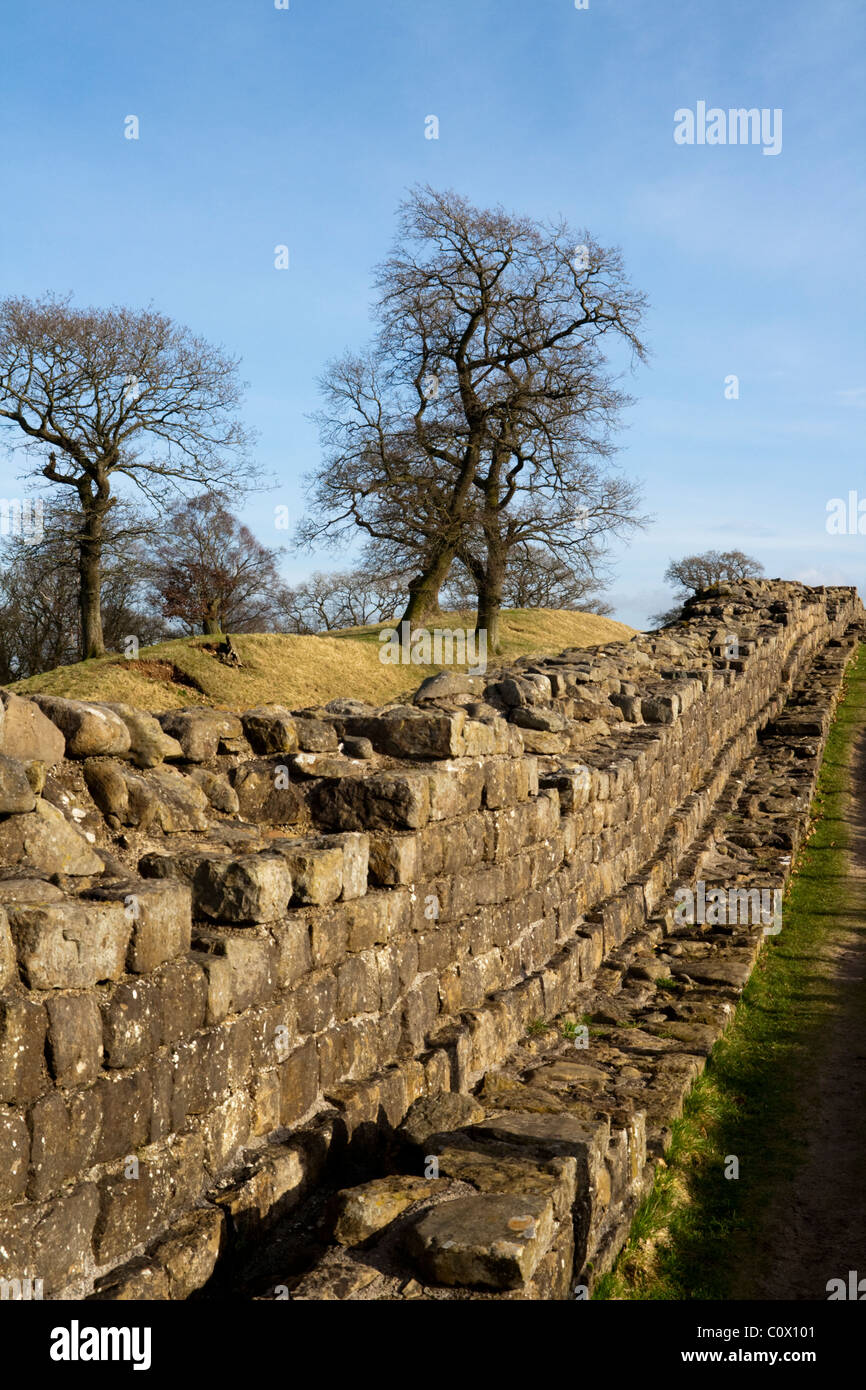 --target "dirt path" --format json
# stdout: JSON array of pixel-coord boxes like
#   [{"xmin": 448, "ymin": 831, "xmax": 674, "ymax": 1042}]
[{"xmin": 737, "ymin": 729, "xmax": 866, "ymax": 1300}]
